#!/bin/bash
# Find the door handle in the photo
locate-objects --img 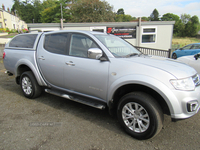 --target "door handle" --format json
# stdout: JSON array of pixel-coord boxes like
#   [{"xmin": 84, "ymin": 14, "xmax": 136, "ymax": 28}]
[
  {"xmin": 38, "ymin": 56, "xmax": 45, "ymax": 60},
  {"xmin": 66, "ymin": 61, "xmax": 75, "ymax": 66}
]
